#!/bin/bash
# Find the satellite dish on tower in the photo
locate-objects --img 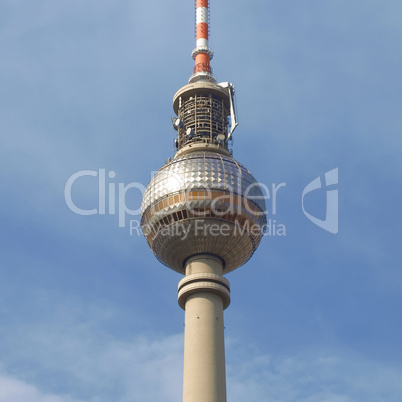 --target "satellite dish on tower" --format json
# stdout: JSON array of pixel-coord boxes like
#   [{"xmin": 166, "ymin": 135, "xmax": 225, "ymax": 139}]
[
  {"xmin": 217, "ymin": 134, "xmax": 225, "ymax": 144},
  {"xmin": 172, "ymin": 117, "xmax": 183, "ymax": 130}
]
